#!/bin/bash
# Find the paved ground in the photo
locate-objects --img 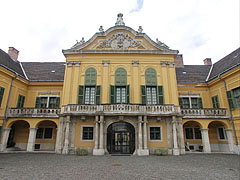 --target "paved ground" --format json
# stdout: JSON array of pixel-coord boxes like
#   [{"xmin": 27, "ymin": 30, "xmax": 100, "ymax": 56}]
[{"xmin": 0, "ymin": 153, "xmax": 239, "ymax": 180}]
